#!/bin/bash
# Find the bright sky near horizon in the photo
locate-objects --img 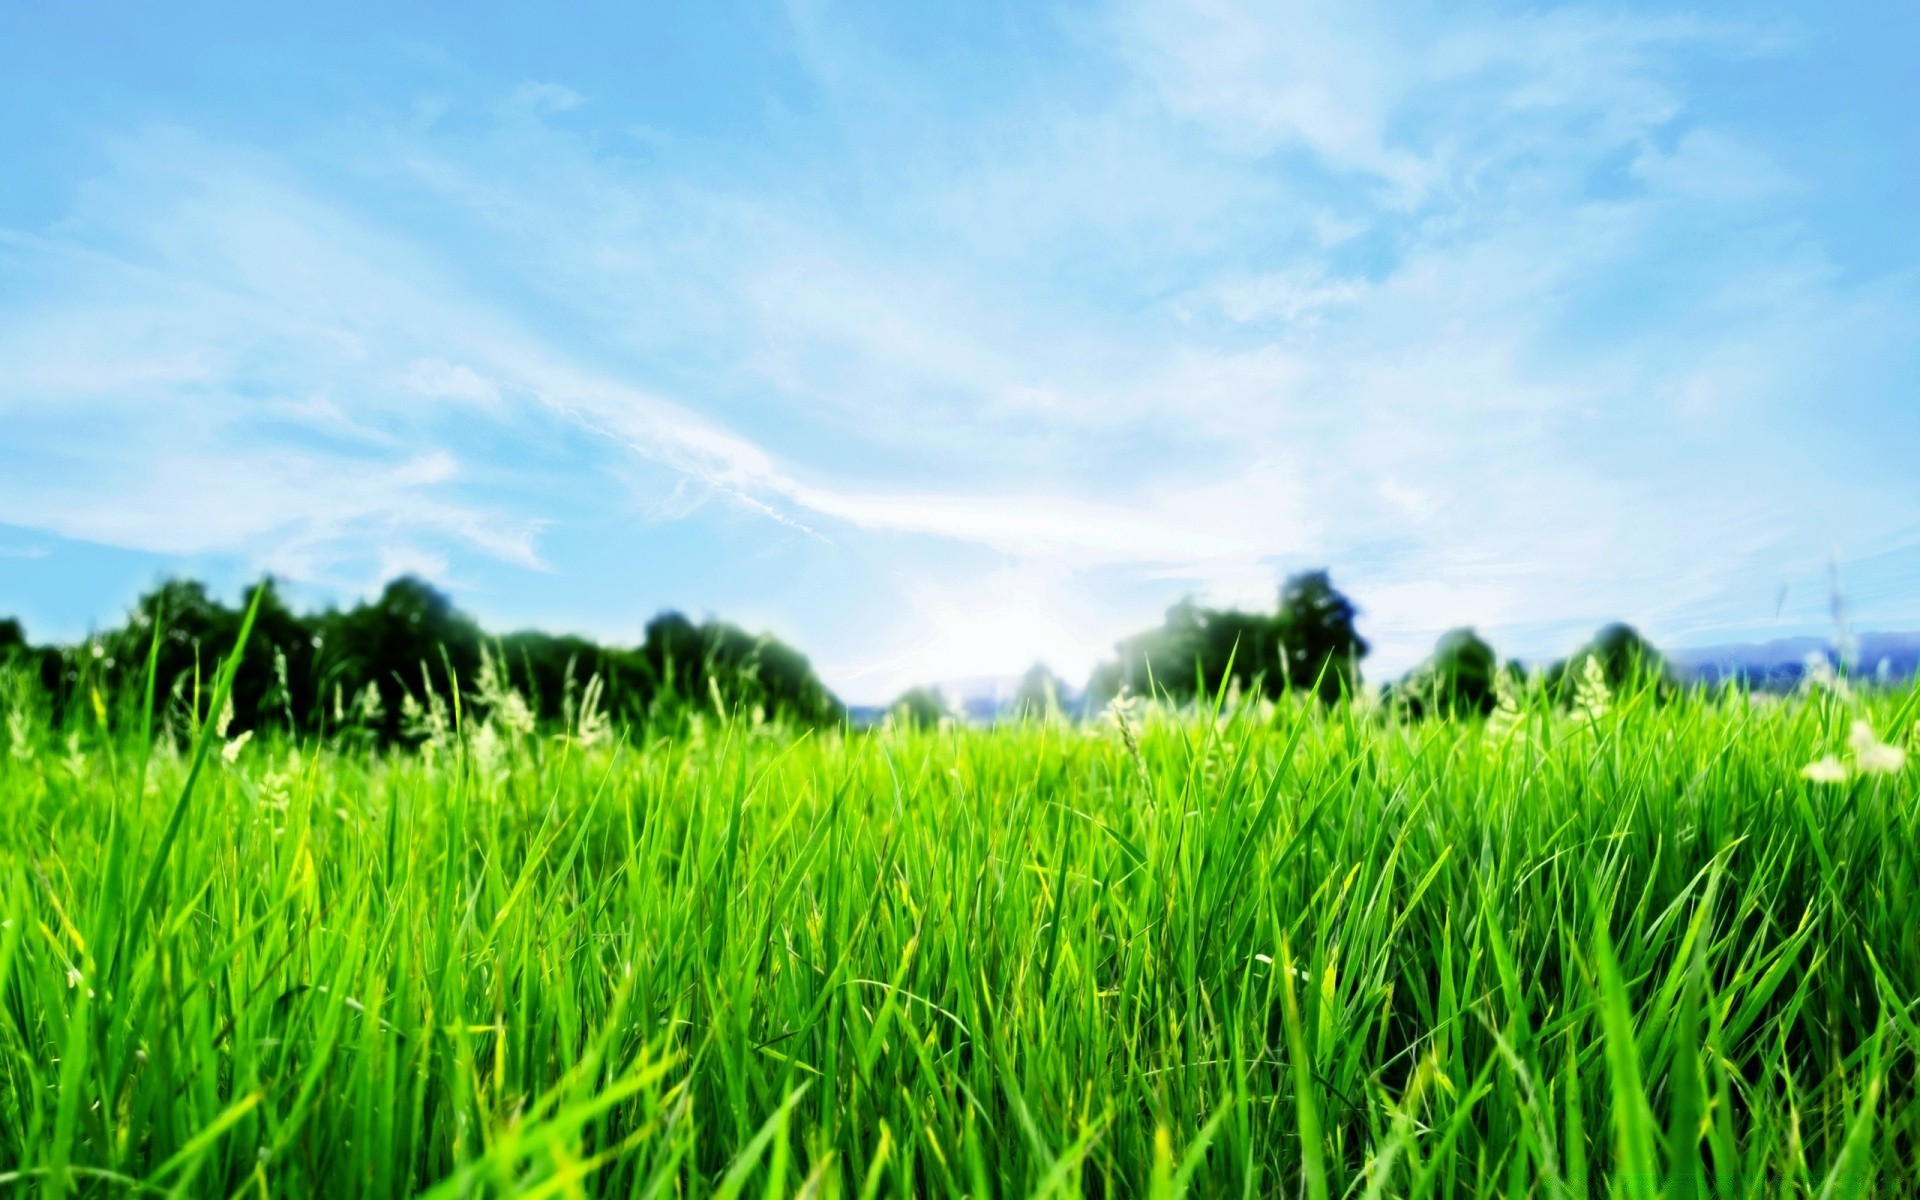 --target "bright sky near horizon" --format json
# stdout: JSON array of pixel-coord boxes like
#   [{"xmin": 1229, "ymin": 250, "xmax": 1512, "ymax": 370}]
[{"xmin": 1, "ymin": 0, "xmax": 1917, "ymax": 703}]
